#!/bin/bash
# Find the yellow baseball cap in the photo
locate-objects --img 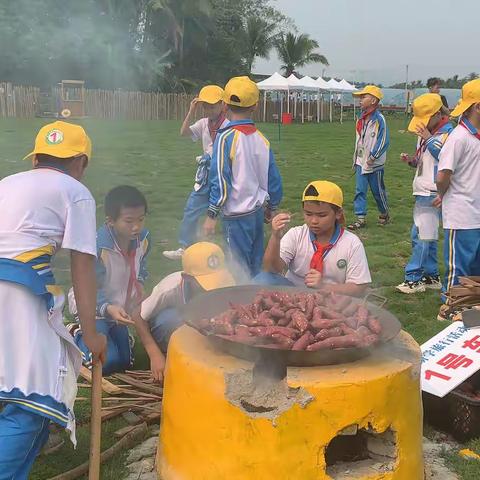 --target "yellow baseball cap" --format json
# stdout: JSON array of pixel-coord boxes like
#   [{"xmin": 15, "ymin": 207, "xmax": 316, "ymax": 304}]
[
  {"xmin": 24, "ymin": 121, "xmax": 92, "ymax": 160},
  {"xmin": 182, "ymin": 242, "xmax": 235, "ymax": 291},
  {"xmin": 408, "ymin": 93, "xmax": 443, "ymax": 133},
  {"xmin": 451, "ymin": 78, "xmax": 480, "ymax": 117},
  {"xmin": 352, "ymin": 85, "xmax": 384, "ymax": 100},
  {"xmin": 302, "ymin": 180, "xmax": 343, "ymax": 208},
  {"xmin": 223, "ymin": 76, "xmax": 259, "ymax": 108},
  {"xmin": 198, "ymin": 85, "xmax": 224, "ymax": 105}
]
